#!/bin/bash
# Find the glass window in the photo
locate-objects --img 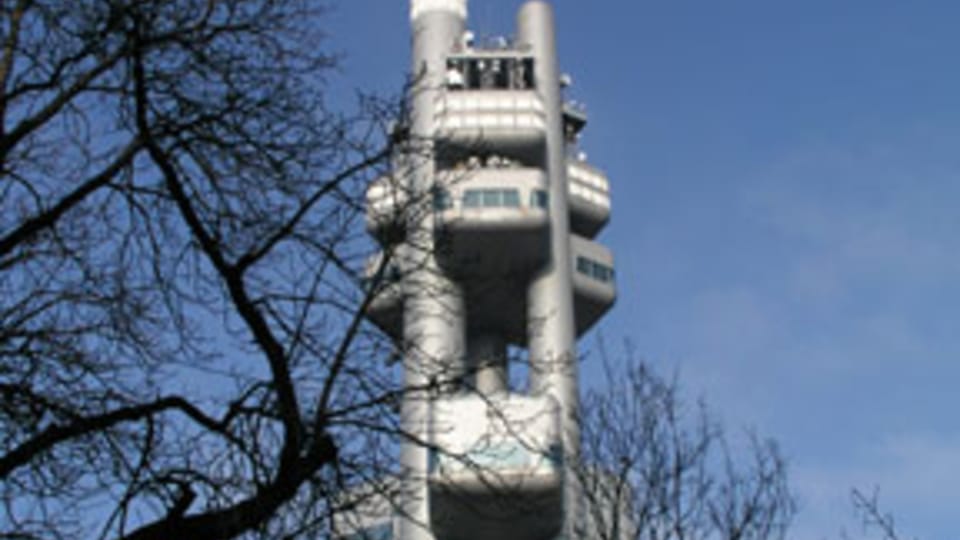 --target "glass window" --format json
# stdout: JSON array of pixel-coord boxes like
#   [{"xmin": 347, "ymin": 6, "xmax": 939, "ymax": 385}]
[
  {"xmin": 576, "ymin": 256, "xmax": 614, "ymax": 283},
  {"xmin": 493, "ymin": 60, "xmax": 510, "ymax": 89},
  {"xmin": 465, "ymin": 59, "xmax": 481, "ymax": 89},
  {"xmin": 452, "ymin": 56, "xmax": 535, "ymax": 91},
  {"xmin": 463, "ymin": 188, "xmax": 527, "ymax": 209},
  {"xmin": 530, "ymin": 189, "xmax": 548, "ymax": 209},
  {"xmin": 522, "ymin": 58, "xmax": 535, "ymax": 89},
  {"xmin": 463, "ymin": 190, "xmax": 482, "ymax": 208},
  {"xmin": 592, "ymin": 264, "xmax": 614, "ymax": 283},
  {"xmin": 432, "ymin": 187, "xmax": 452, "ymax": 210},
  {"xmin": 576, "ymin": 256, "xmax": 592, "ymax": 276}
]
